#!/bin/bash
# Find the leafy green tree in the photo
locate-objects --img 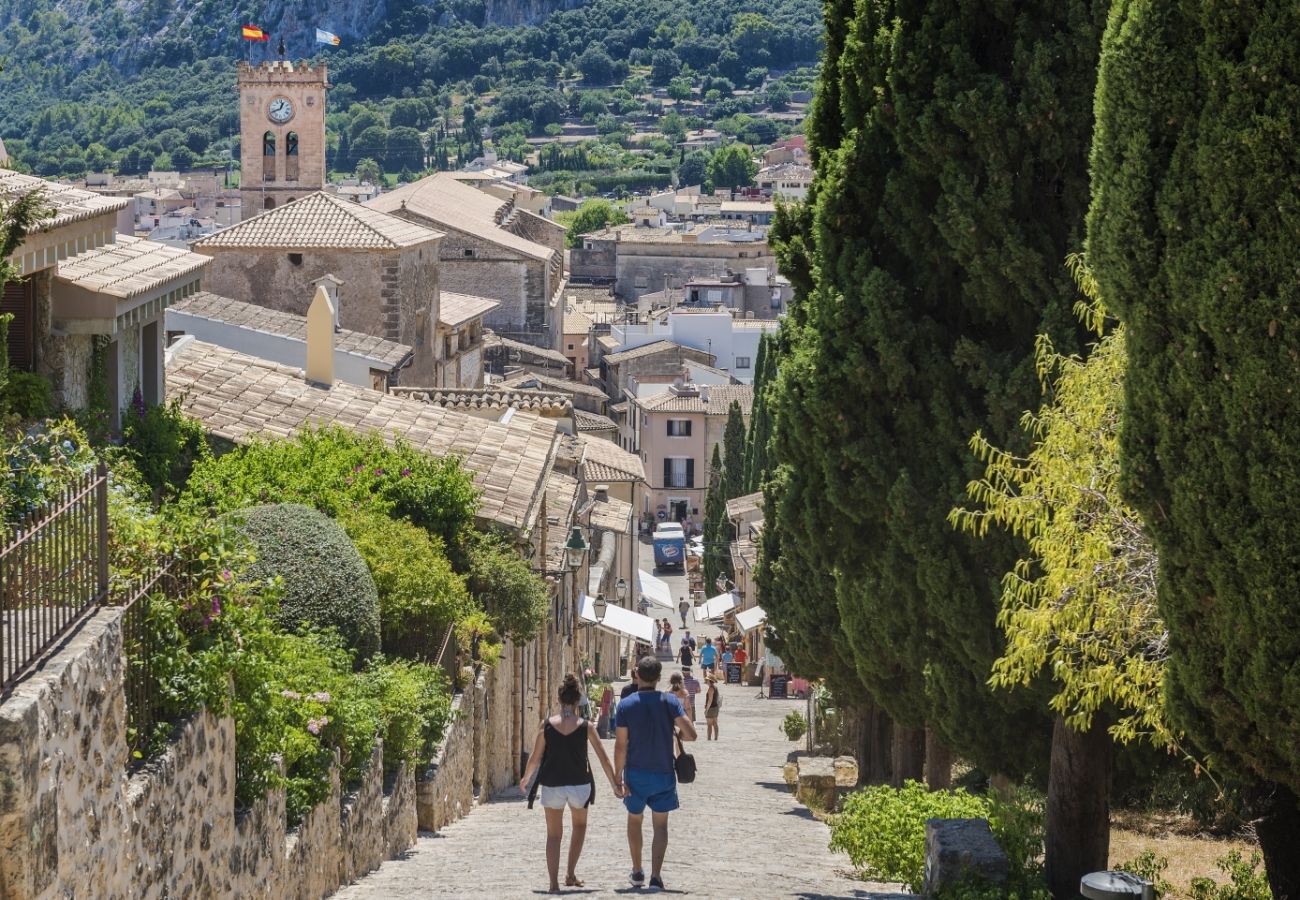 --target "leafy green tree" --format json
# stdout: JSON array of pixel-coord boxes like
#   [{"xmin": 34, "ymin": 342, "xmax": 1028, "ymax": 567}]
[
  {"xmin": 355, "ymin": 158, "xmax": 382, "ymax": 185},
  {"xmin": 722, "ymin": 400, "xmax": 746, "ymax": 502},
  {"xmin": 765, "ymin": 81, "xmax": 791, "ymax": 111},
  {"xmin": 667, "ymin": 77, "xmax": 692, "ymax": 105},
  {"xmin": 766, "ymin": 0, "xmax": 1106, "ymax": 796},
  {"xmin": 701, "ymin": 444, "xmax": 730, "ymax": 589},
  {"xmin": 650, "ymin": 49, "xmax": 682, "ymax": 85},
  {"xmin": 1086, "ymin": 0, "xmax": 1300, "ymax": 890},
  {"xmin": 577, "ymin": 45, "xmax": 617, "ymax": 84},
  {"xmin": 706, "ymin": 143, "xmax": 755, "ymax": 190},
  {"xmin": 744, "ymin": 332, "xmax": 776, "ymax": 492},
  {"xmin": 564, "ymin": 199, "xmax": 629, "ymax": 248},
  {"xmin": 353, "ymin": 126, "xmax": 389, "ymax": 168},
  {"xmin": 677, "ymin": 150, "xmax": 710, "ymax": 188},
  {"xmin": 386, "ymin": 126, "xmax": 425, "ymax": 172},
  {"xmin": 730, "ymin": 12, "xmax": 777, "ymax": 63}
]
